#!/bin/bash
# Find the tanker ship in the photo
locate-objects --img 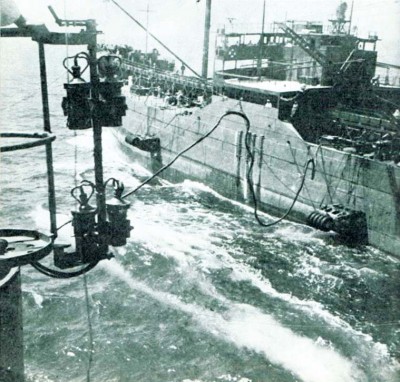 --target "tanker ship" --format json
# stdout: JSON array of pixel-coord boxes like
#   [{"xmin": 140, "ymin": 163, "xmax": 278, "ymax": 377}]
[
  {"xmin": 112, "ymin": 1, "xmax": 400, "ymax": 256},
  {"xmin": 2, "ymin": 2, "xmax": 400, "ymax": 381}
]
